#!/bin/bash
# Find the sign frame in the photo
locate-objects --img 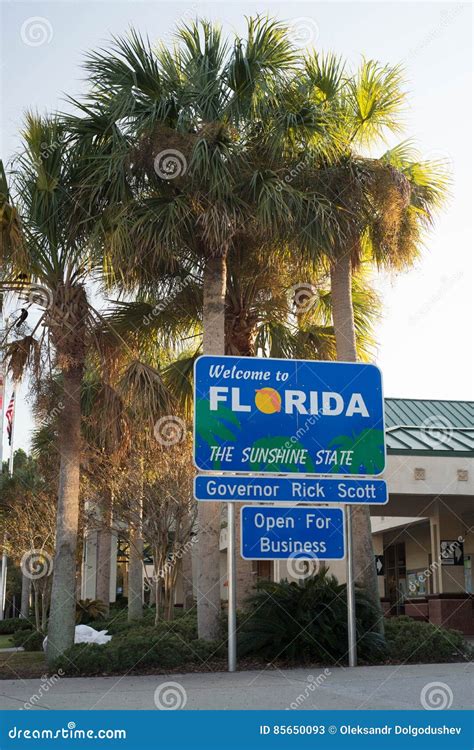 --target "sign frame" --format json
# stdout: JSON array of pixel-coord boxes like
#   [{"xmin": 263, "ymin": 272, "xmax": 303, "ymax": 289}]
[
  {"xmin": 193, "ymin": 354, "xmax": 386, "ymax": 477},
  {"xmin": 240, "ymin": 505, "xmax": 346, "ymax": 561},
  {"xmin": 194, "ymin": 474, "xmax": 389, "ymax": 505}
]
